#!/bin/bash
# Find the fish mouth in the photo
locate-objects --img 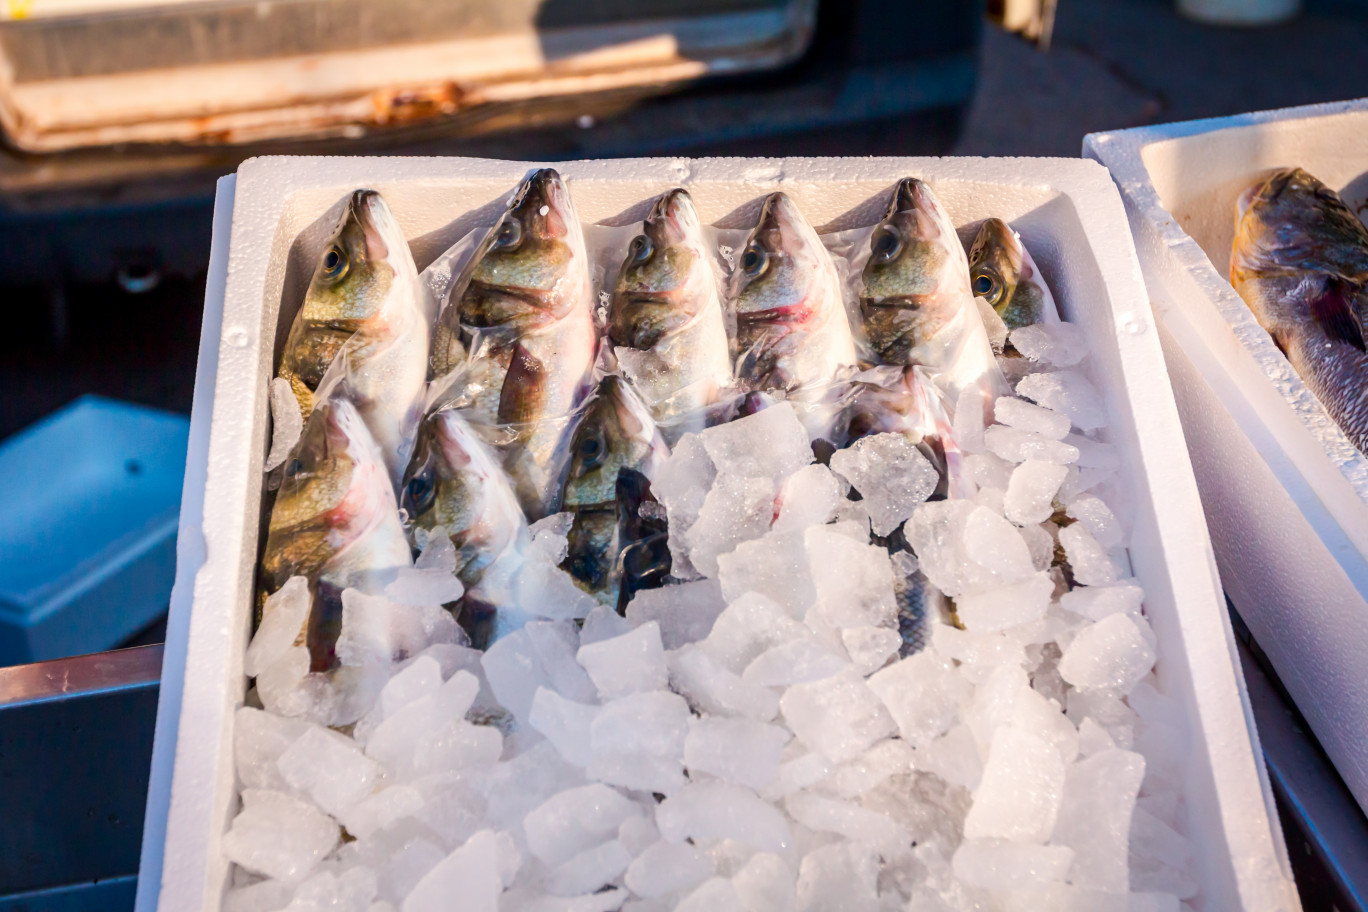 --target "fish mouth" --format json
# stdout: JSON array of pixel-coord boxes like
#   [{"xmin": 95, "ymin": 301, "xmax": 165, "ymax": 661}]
[
  {"xmin": 890, "ymin": 177, "xmax": 933, "ymax": 217},
  {"xmin": 861, "ymin": 293, "xmax": 930, "ymax": 311},
  {"xmin": 350, "ymin": 189, "xmax": 396, "ymax": 261},
  {"xmin": 512, "ymin": 168, "xmax": 572, "ymax": 239},
  {"xmin": 647, "ymin": 188, "xmax": 697, "ymax": 246},
  {"xmin": 736, "ymin": 299, "xmax": 812, "ymax": 323},
  {"xmin": 756, "ymin": 191, "xmax": 800, "ymax": 234}
]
